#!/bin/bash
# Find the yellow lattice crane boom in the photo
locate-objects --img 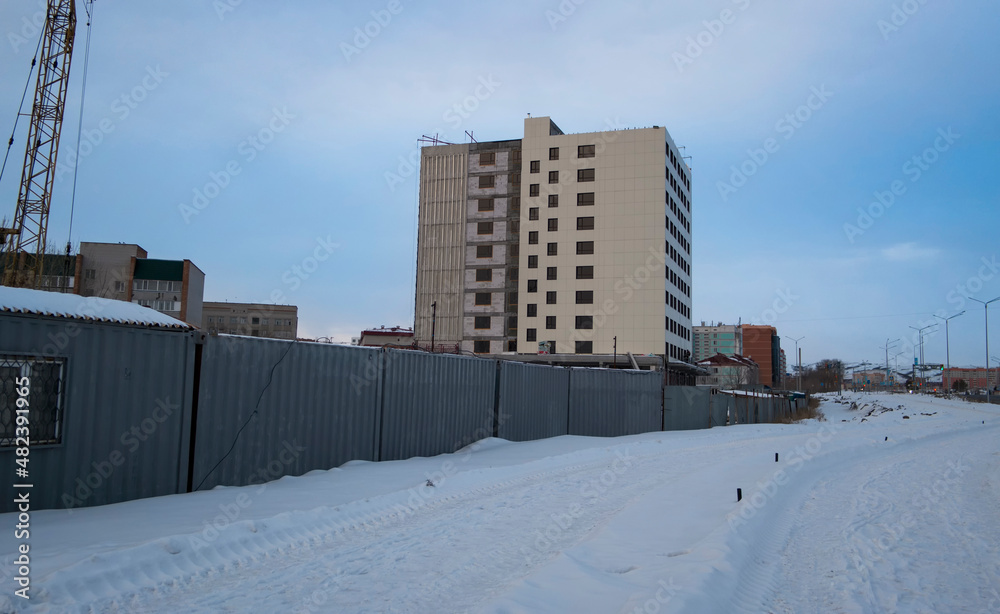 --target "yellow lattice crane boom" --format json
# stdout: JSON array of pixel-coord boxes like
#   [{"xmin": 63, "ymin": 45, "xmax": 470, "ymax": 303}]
[{"xmin": 1, "ymin": 0, "xmax": 77, "ymax": 288}]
